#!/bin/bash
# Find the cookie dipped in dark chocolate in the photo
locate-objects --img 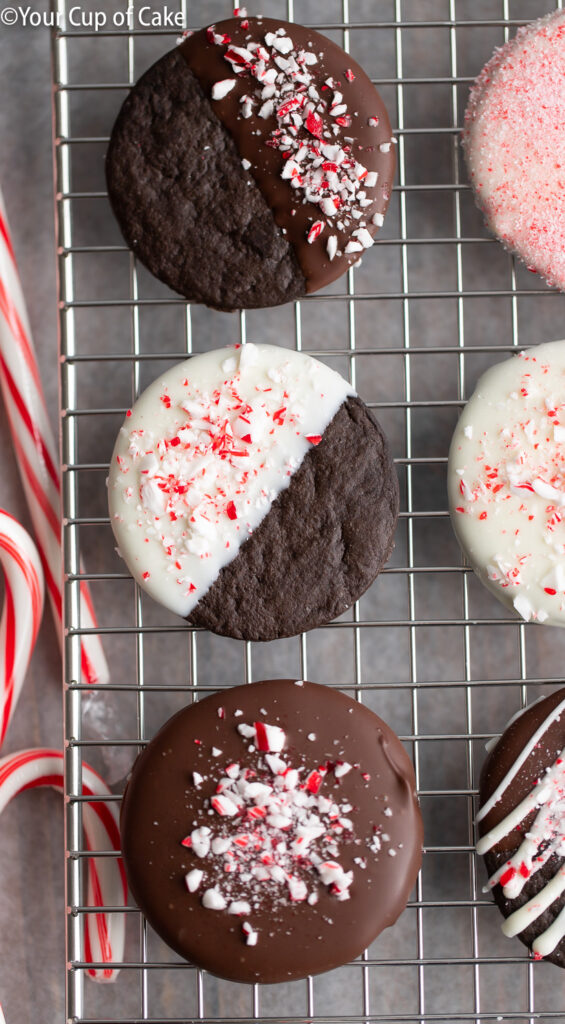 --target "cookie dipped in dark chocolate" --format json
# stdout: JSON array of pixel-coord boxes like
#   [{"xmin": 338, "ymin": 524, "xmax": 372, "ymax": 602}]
[
  {"xmin": 478, "ymin": 688, "xmax": 565, "ymax": 966},
  {"xmin": 106, "ymin": 17, "xmax": 394, "ymax": 310},
  {"xmin": 106, "ymin": 48, "xmax": 304, "ymax": 311},
  {"xmin": 120, "ymin": 680, "xmax": 423, "ymax": 984},
  {"xmin": 179, "ymin": 17, "xmax": 395, "ymax": 294}
]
